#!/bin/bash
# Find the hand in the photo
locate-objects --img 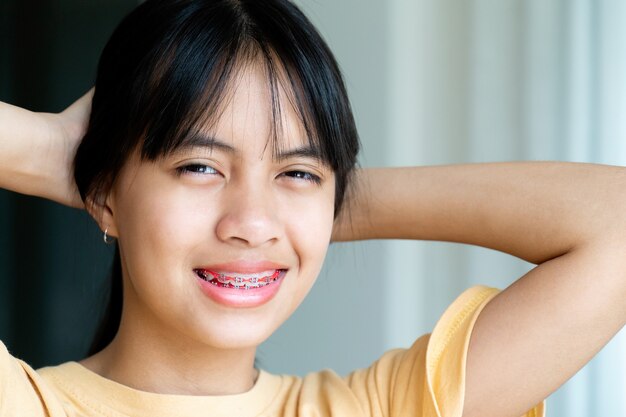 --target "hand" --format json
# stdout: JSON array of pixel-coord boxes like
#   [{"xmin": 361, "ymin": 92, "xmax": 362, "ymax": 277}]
[
  {"xmin": 330, "ymin": 168, "xmax": 366, "ymax": 242},
  {"xmin": 39, "ymin": 89, "xmax": 93, "ymax": 208},
  {"xmin": 0, "ymin": 89, "xmax": 93, "ymax": 208}
]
